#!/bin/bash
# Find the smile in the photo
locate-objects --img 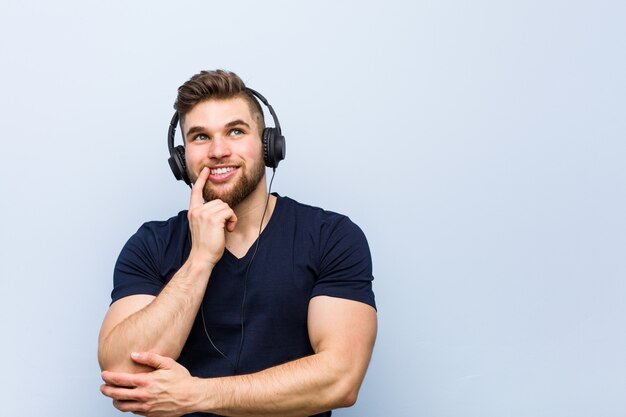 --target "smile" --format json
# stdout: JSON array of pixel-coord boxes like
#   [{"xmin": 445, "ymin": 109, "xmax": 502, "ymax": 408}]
[{"xmin": 210, "ymin": 166, "xmax": 237, "ymax": 175}]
